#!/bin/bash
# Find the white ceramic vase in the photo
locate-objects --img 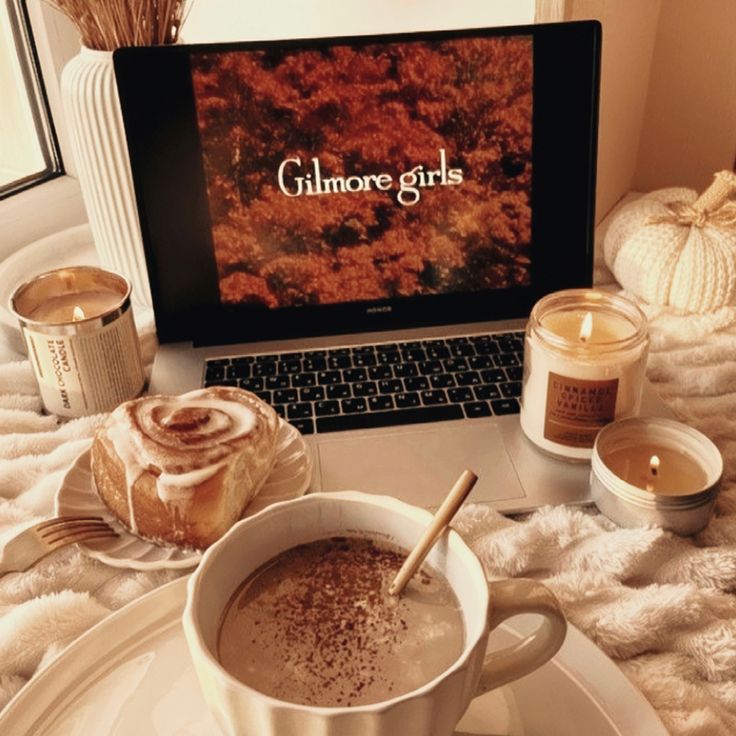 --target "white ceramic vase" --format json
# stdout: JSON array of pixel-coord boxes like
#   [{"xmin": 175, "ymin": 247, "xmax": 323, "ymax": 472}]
[{"xmin": 61, "ymin": 47, "xmax": 152, "ymax": 308}]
